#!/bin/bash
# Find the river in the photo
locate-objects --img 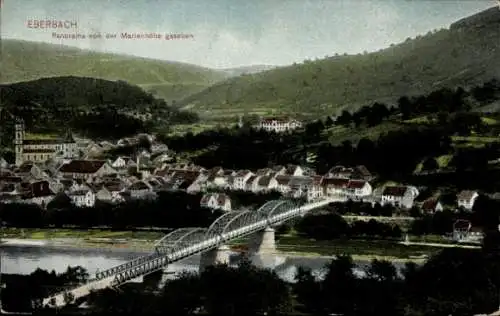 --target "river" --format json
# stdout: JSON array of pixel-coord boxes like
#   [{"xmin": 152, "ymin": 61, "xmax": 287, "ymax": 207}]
[{"xmin": 0, "ymin": 244, "xmax": 413, "ymax": 282}]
